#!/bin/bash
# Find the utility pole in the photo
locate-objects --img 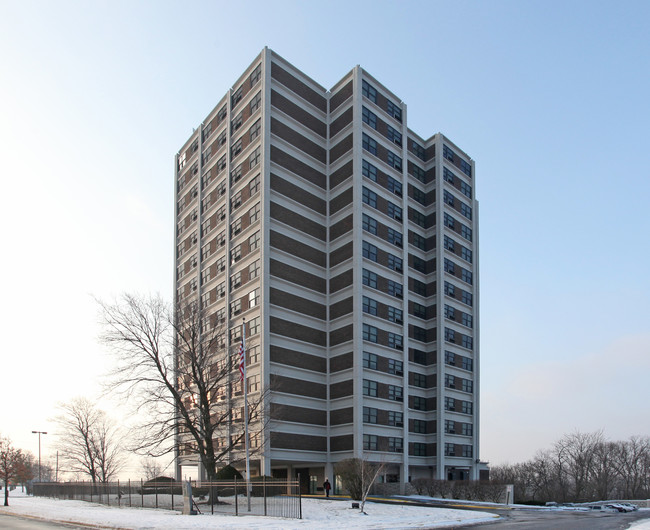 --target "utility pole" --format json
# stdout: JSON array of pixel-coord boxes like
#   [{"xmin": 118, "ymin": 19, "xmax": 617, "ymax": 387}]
[{"xmin": 31, "ymin": 431, "xmax": 47, "ymax": 482}]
